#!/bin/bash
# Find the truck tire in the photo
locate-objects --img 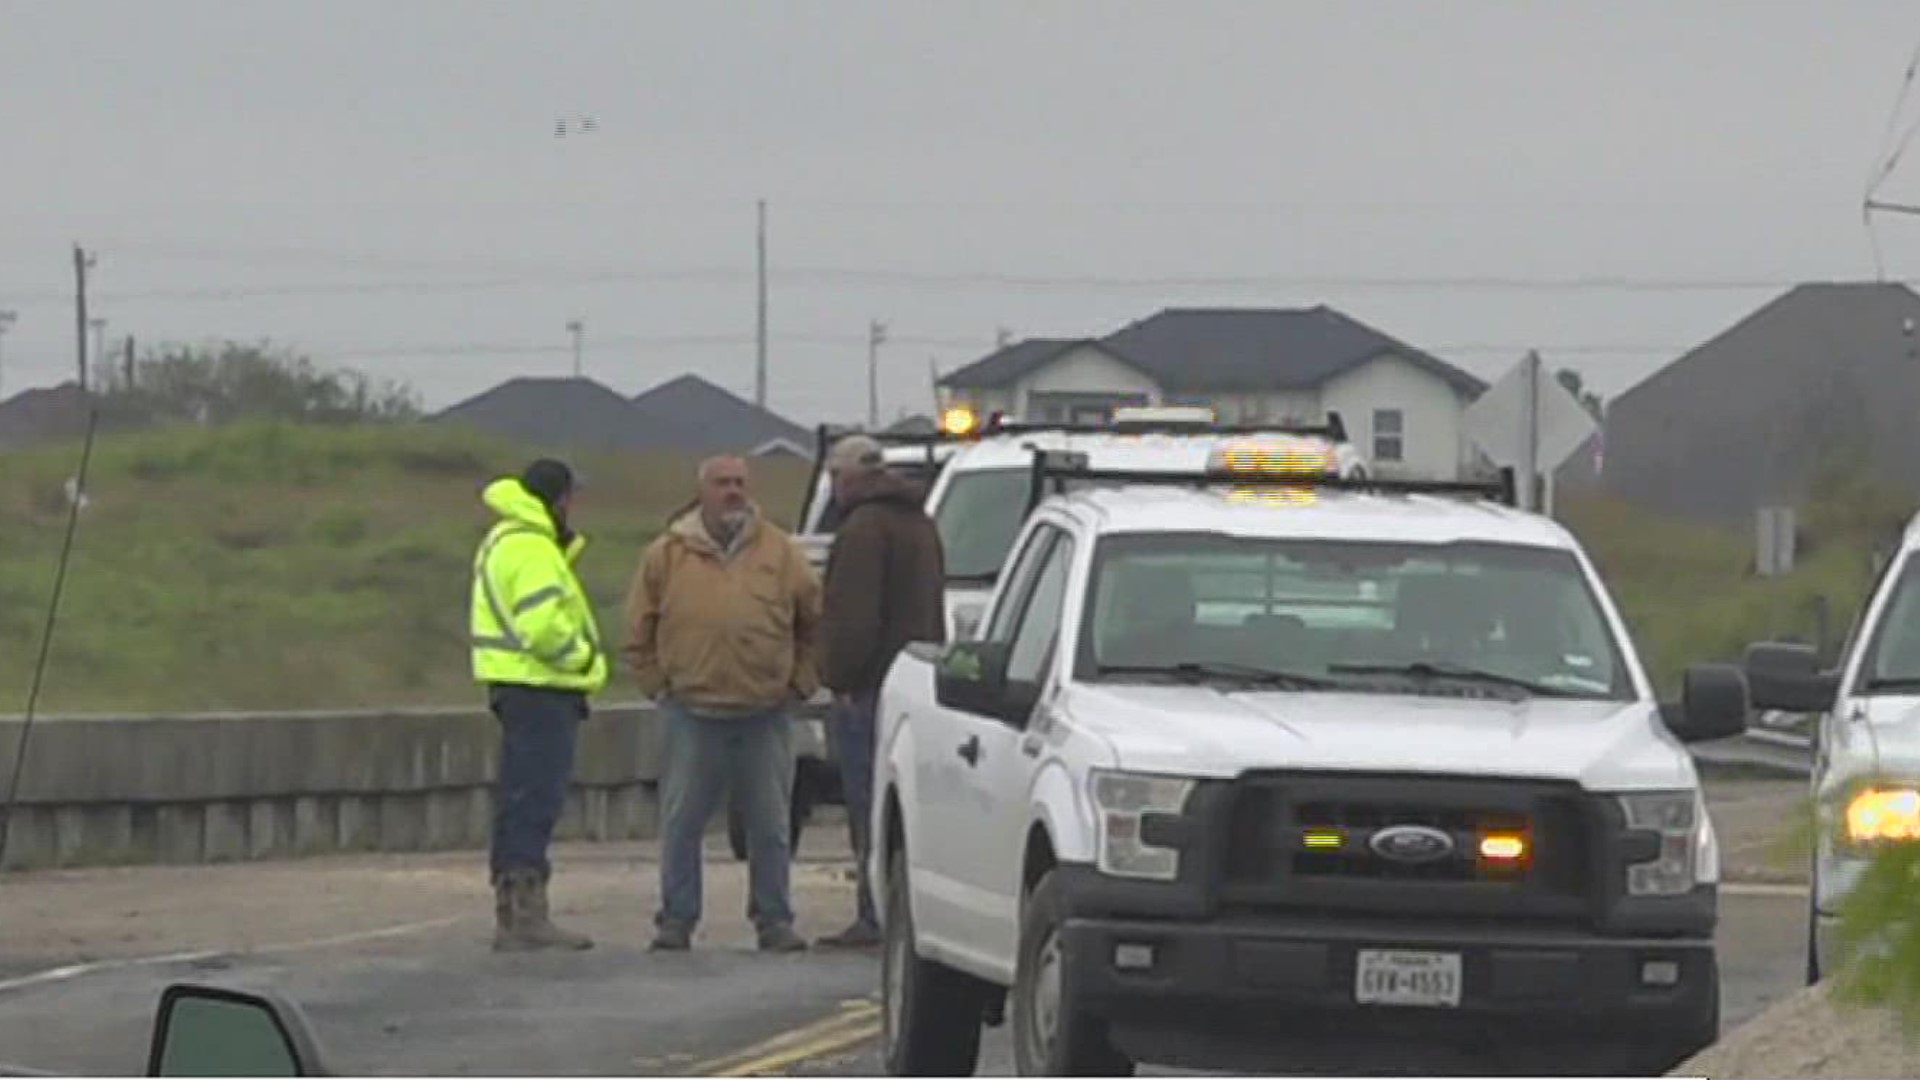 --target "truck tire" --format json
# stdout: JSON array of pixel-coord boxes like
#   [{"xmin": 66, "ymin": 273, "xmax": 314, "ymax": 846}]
[
  {"xmin": 1011, "ymin": 869, "xmax": 1134, "ymax": 1076},
  {"xmin": 881, "ymin": 850, "xmax": 985, "ymax": 1075},
  {"xmin": 727, "ymin": 779, "xmax": 813, "ymax": 862}
]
